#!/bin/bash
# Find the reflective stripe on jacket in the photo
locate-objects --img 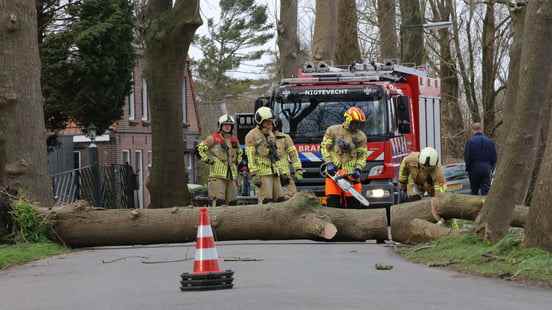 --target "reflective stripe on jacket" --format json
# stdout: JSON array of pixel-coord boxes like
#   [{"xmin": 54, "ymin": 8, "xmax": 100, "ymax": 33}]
[
  {"xmin": 321, "ymin": 124, "xmax": 368, "ymax": 174},
  {"xmin": 274, "ymin": 131, "xmax": 302, "ymax": 176},
  {"xmin": 197, "ymin": 132, "xmax": 242, "ymax": 180},
  {"xmin": 399, "ymin": 152, "xmax": 446, "ymax": 195},
  {"xmin": 245, "ymin": 127, "xmax": 279, "ymax": 176}
]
